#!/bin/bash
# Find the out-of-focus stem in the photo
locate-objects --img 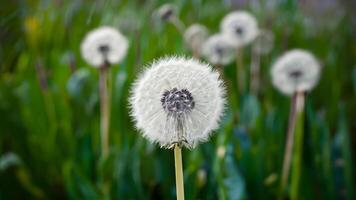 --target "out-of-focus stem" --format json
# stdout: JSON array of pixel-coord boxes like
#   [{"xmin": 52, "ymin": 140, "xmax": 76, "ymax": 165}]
[
  {"xmin": 250, "ymin": 48, "xmax": 261, "ymax": 95},
  {"xmin": 174, "ymin": 145, "xmax": 185, "ymax": 200},
  {"xmin": 216, "ymin": 63, "xmax": 239, "ymax": 123},
  {"xmin": 280, "ymin": 91, "xmax": 305, "ymax": 199},
  {"xmin": 69, "ymin": 53, "xmax": 77, "ymax": 74},
  {"xmin": 236, "ymin": 48, "xmax": 245, "ymax": 94},
  {"xmin": 35, "ymin": 62, "xmax": 57, "ymax": 139},
  {"xmin": 170, "ymin": 16, "xmax": 185, "ymax": 35},
  {"xmin": 192, "ymin": 49, "xmax": 200, "ymax": 60},
  {"xmin": 290, "ymin": 91, "xmax": 305, "ymax": 200},
  {"xmin": 99, "ymin": 63, "xmax": 110, "ymax": 159}
]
